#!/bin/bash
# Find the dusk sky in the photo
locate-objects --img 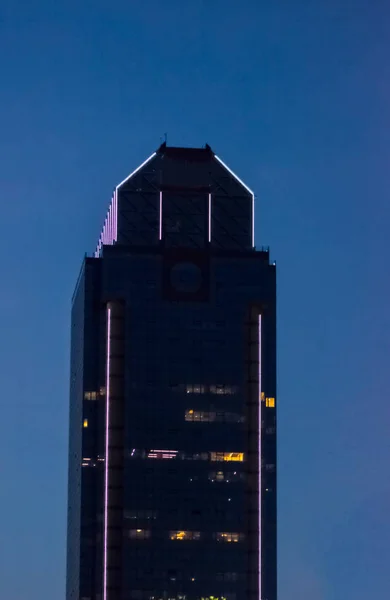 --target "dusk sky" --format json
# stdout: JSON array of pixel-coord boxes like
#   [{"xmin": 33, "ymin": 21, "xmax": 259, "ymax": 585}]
[{"xmin": 0, "ymin": 1, "xmax": 389, "ymax": 598}]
